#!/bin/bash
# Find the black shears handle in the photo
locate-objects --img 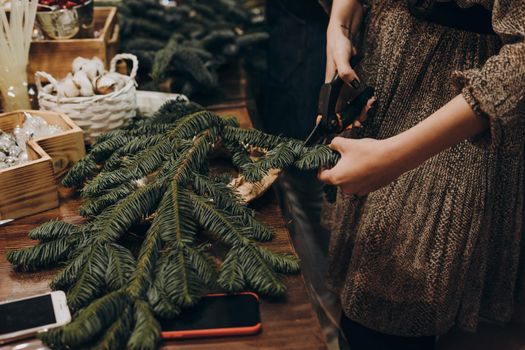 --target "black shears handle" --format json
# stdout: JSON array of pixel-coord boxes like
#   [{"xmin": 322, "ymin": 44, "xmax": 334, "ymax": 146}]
[
  {"xmin": 317, "ymin": 73, "xmax": 345, "ymax": 134},
  {"xmin": 318, "ymin": 55, "xmax": 375, "ymax": 133},
  {"xmin": 338, "ymin": 85, "xmax": 375, "ymax": 129},
  {"xmin": 303, "ymin": 56, "xmax": 376, "ymax": 146}
]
